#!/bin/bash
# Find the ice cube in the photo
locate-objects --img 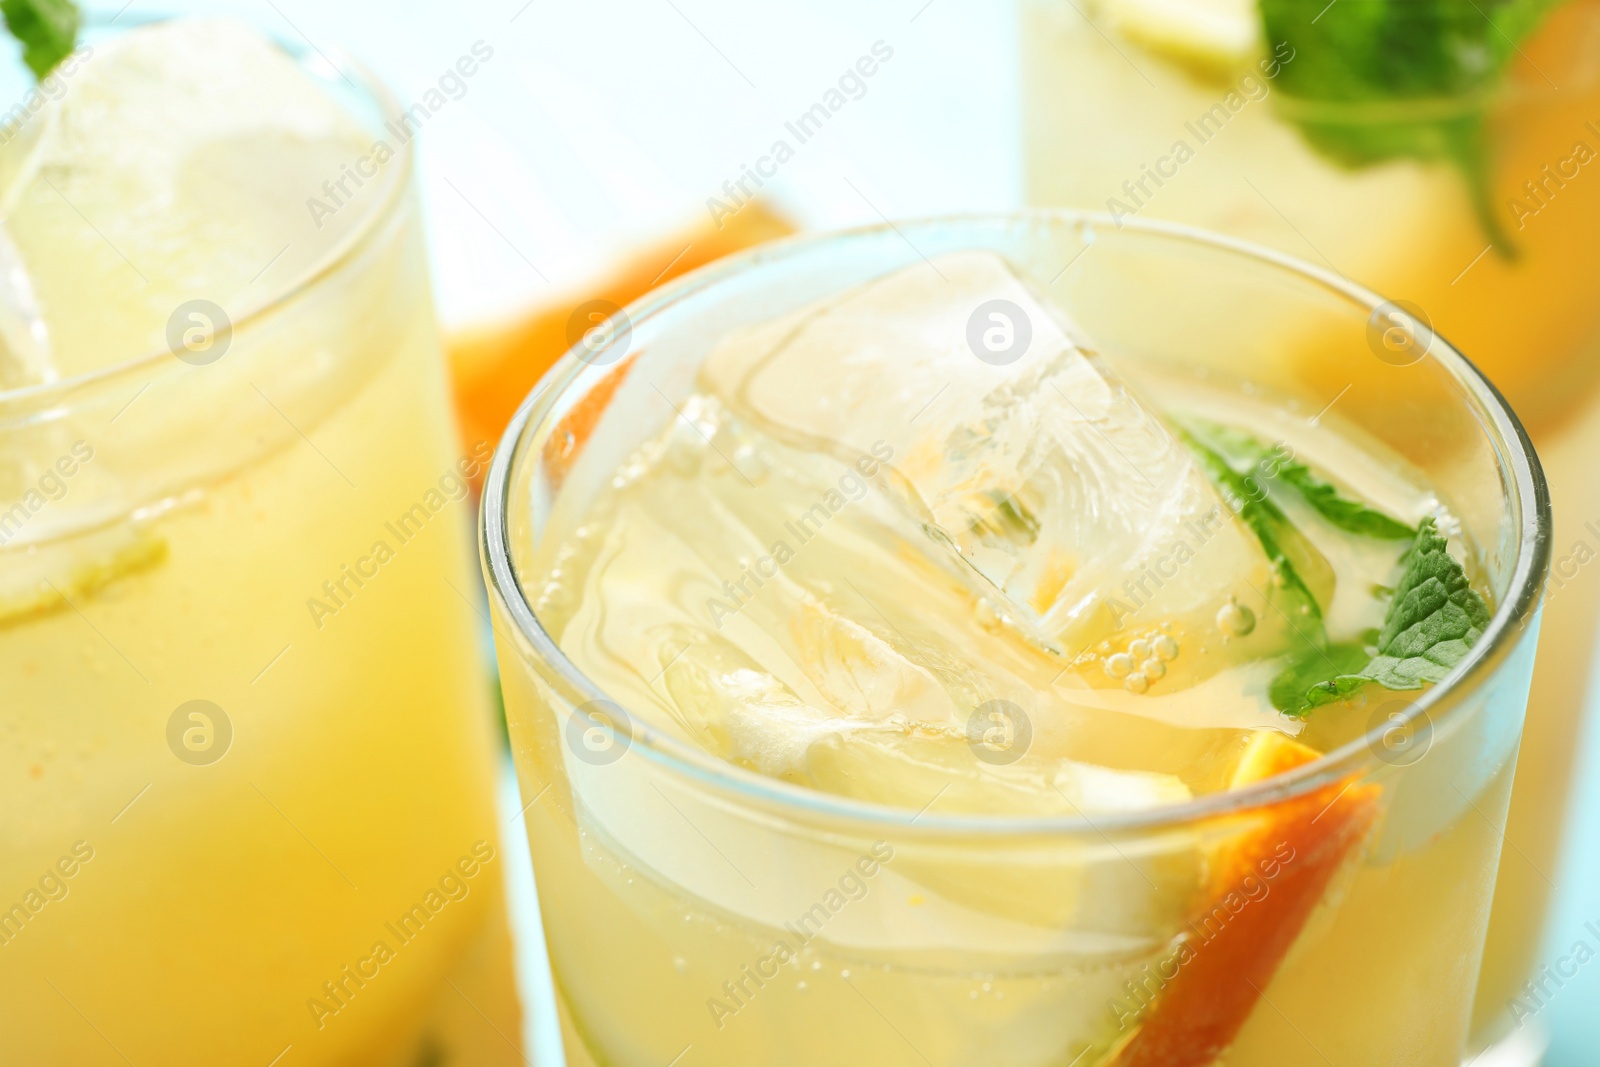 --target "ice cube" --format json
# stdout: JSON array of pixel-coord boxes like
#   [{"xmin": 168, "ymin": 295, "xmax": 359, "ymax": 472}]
[
  {"xmin": 807, "ymin": 729, "xmax": 1191, "ymax": 817},
  {"xmin": 788, "ymin": 599, "xmax": 957, "ymax": 723},
  {"xmin": 806, "ymin": 729, "xmax": 1201, "ymax": 935},
  {"xmin": 0, "ymin": 19, "xmax": 373, "ymax": 380},
  {"xmin": 657, "ymin": 623, "xmax": 845, "ymax": 778},
  {"xmin": 700, "ymin": 251, "xmax": 1283, "ymax": 661}
]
